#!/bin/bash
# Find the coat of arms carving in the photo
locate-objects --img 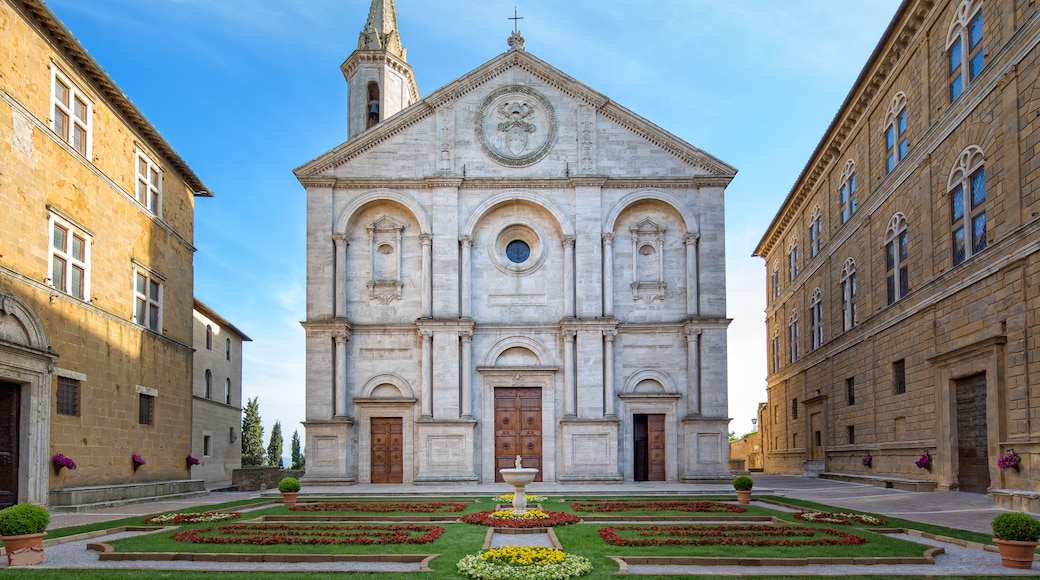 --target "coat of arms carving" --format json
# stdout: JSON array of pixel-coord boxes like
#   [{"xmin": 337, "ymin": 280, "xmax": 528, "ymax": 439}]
[{"xmin": 476, "ymin": 85, "xmax": 557, "ymax": 167}]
